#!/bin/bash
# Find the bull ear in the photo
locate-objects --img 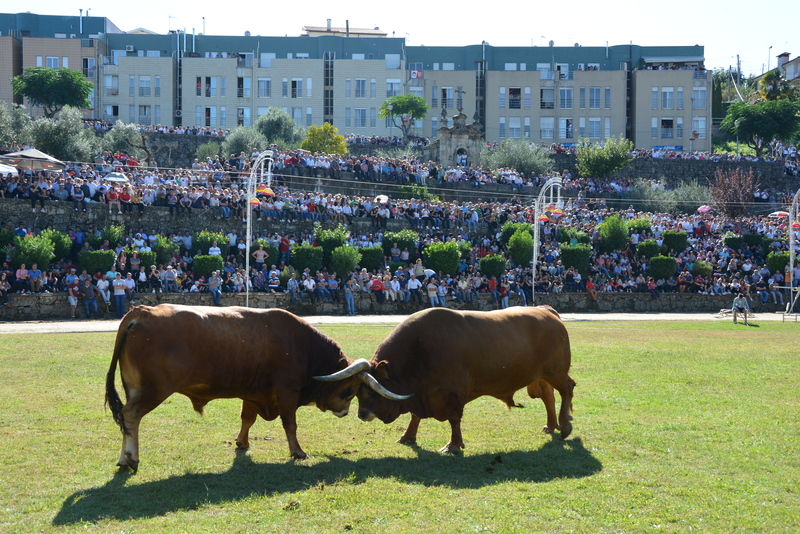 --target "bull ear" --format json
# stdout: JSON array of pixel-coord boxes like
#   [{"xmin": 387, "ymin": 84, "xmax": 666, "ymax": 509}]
[
  {"xmin": 313, "ymin": 358, "xmax": 371, "ymax": 381},
  {"xmin": 374, "ymin": 360, "xmax": 390, "ymax": 380}
]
